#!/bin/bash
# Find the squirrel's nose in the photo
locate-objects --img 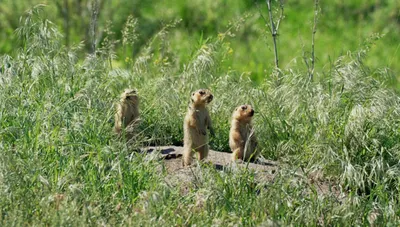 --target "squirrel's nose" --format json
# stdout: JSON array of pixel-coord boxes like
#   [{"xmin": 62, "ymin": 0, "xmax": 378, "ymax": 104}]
[{"xmin": 250, "ymin": 109, "xmax": 255, "ymax": 116}]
